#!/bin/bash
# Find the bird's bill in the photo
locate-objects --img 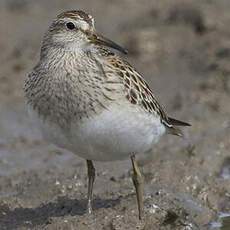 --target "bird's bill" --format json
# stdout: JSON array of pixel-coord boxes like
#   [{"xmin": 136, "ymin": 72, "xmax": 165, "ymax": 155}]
[{"xmin": 90, "ymin": 33, "xmax": 128, "ymax": 54}]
